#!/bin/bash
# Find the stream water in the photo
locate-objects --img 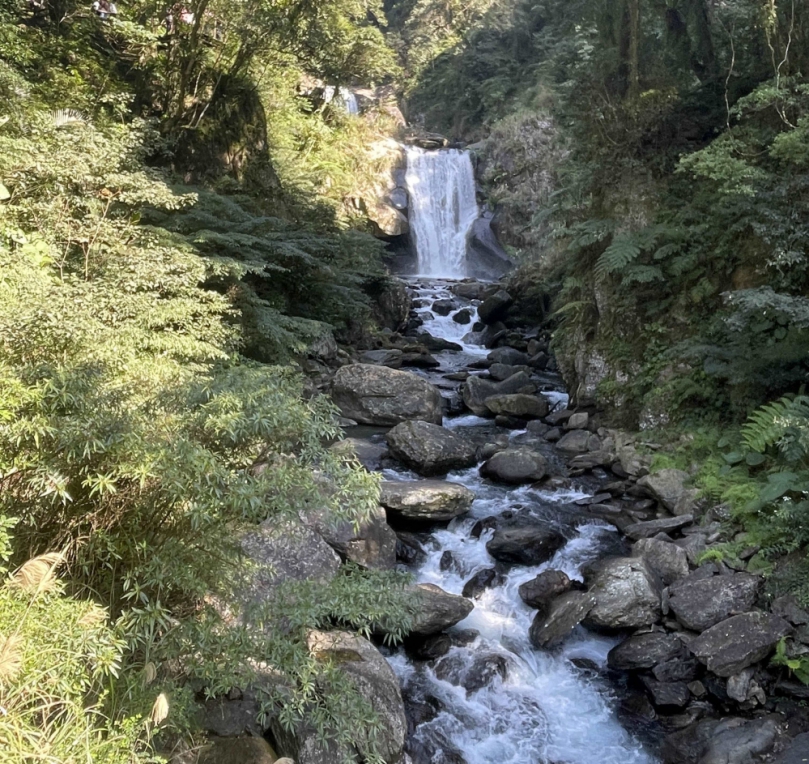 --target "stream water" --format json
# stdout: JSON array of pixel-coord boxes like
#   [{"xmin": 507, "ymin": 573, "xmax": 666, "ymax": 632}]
[{"xmin": 373, "ymin": 280, "xmax": 659, "ymax": 764}]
